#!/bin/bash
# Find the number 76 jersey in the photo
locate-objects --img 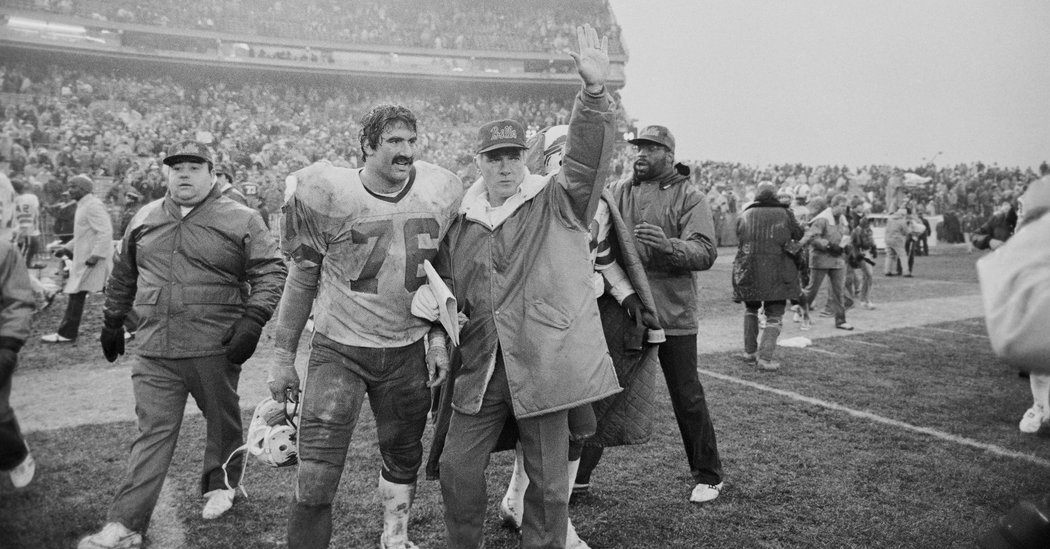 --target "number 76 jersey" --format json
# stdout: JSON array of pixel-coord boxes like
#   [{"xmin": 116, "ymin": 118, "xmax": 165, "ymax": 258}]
[{"xmin": 282, "ymin": 160, "xmax": 464, "ymax": 348}]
